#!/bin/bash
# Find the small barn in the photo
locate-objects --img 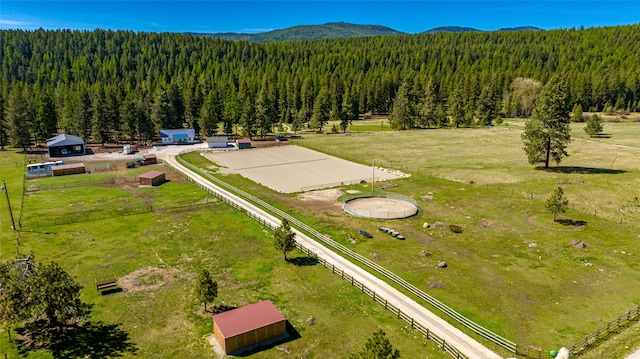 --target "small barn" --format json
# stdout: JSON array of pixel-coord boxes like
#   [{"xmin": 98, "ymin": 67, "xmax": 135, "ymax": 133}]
[
  {"xmin": 213, "ymin": 300, "xmax": 286, "ymax": 354},
  {"xmin": 138, "ymin": 170, "xmax": 165, "ymax": 186},
  {"xmin": 160, "ymin": 129, "xmax": 195, "ymax": 145},
  {"xmin": 206, "ymin": 136, "xmax": 229, "ymax": 149},
  {"xmin": 236, "ymin": 138, "xmax": 251, "ymax": 149},
  {"xmin": 52, "ymin": 163, "xmax": 85, "ymax": 176},
  {"xmin": 46, "ymin": 134, "xmax": 85, "ymax": 157}
]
